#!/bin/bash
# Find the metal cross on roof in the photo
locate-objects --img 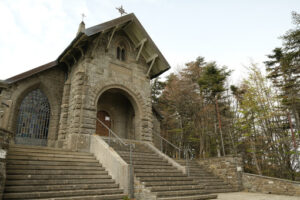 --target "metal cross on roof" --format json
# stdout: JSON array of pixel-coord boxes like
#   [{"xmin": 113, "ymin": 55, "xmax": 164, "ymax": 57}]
[
  {"xmin": 116, "ymin": 5, "xmax": 127, "ymax": 16},
  {"xmin": 81, "ymin": 13, "xmax": 86, "ymax": 22}
]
